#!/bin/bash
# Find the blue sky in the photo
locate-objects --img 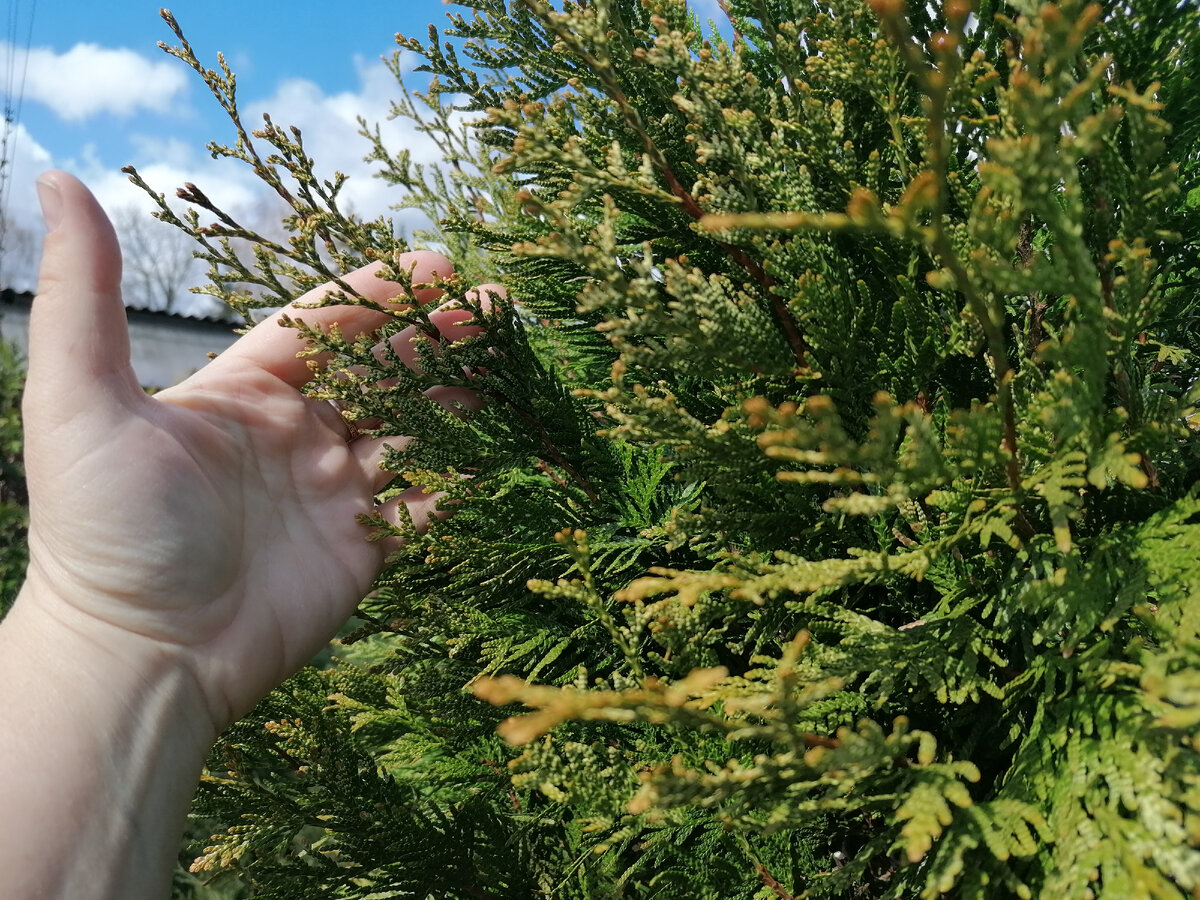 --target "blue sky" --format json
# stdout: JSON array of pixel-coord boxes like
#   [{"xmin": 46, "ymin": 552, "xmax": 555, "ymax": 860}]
[
  {"xmin": 14, "ymin": 1, "xmax": 452, "ymax": 163},
  {"xmin": 0, "ymin": 0, "xmax": 470, "ymax": 290},
  {"xmin": 0, "ymin": 0, "xmax": 725, "ymax": 296}
]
